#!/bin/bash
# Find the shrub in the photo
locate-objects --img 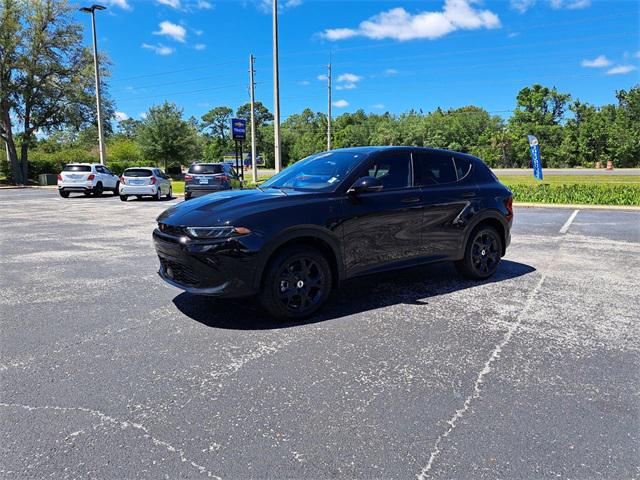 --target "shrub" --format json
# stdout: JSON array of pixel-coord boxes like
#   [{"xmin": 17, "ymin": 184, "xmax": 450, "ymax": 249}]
[{"xmin": 506, "ymin": 183, "xmax": 640, "ymax": 206}]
